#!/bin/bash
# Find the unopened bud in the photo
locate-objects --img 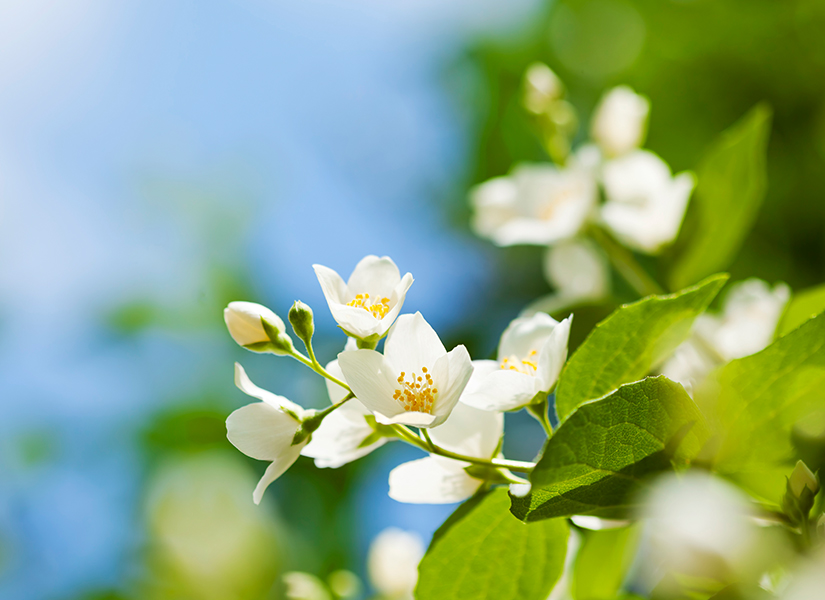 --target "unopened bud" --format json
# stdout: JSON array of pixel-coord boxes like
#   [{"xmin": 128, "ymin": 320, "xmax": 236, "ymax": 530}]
[
  {"xmin": 523, "ymin": 62, "xmax": 564, "ymax": 114},
  {"xmin": 790, "ymin": 460, "xmax": 819, "ymax": 499},
  {"xmin": 224, "ymin": 301, "xmax": 293, "ymax": 354},
  {"xmin": 289, "ymin": 300, "xmax": 315, "ymax": 344}
]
